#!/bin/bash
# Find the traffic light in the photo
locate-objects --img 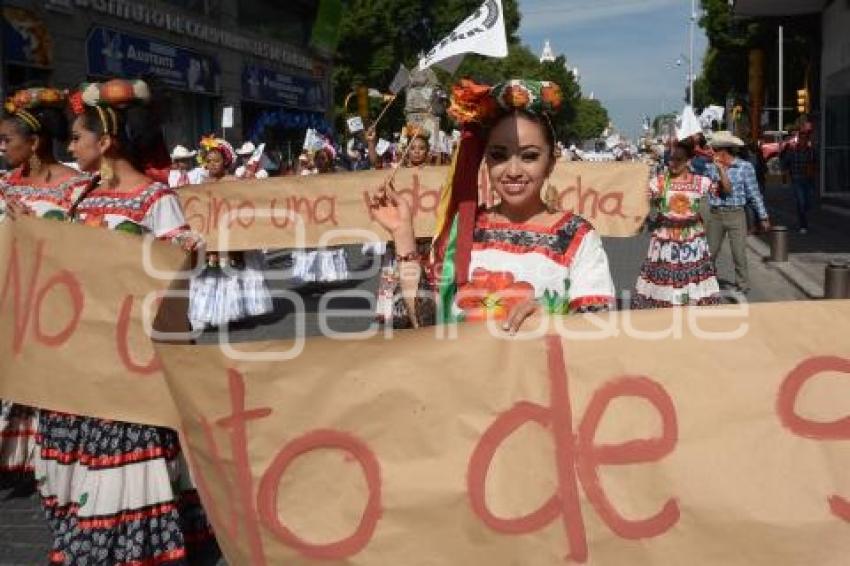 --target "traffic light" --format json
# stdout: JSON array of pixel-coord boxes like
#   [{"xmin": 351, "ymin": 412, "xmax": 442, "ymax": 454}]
[{"xmin": 796, "ymin": 88, "xmax": 809, "ymax": 114}]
